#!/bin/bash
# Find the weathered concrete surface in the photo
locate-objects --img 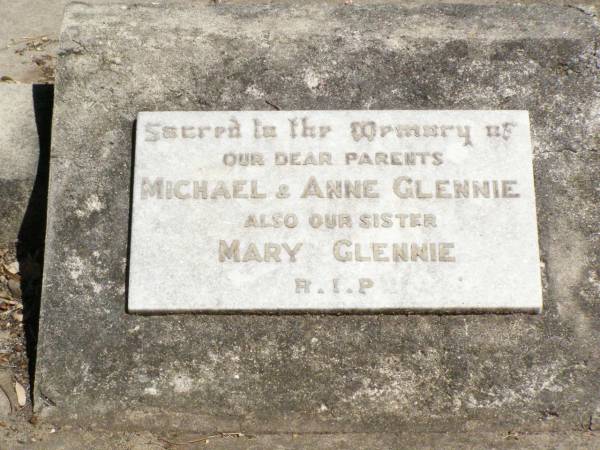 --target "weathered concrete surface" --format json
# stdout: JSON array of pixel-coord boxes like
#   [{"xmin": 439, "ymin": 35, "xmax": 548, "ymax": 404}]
[
  {"xmin": 0, "ymin": 84, "xmax": 52, "ymax": 248},
  {"xmin": 1, "ymin": 0, "xmax": 599, "ymax": 83},
  {"xmin": 36, "ymin": 1, "xmax": 600, "ymax": 433}
]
